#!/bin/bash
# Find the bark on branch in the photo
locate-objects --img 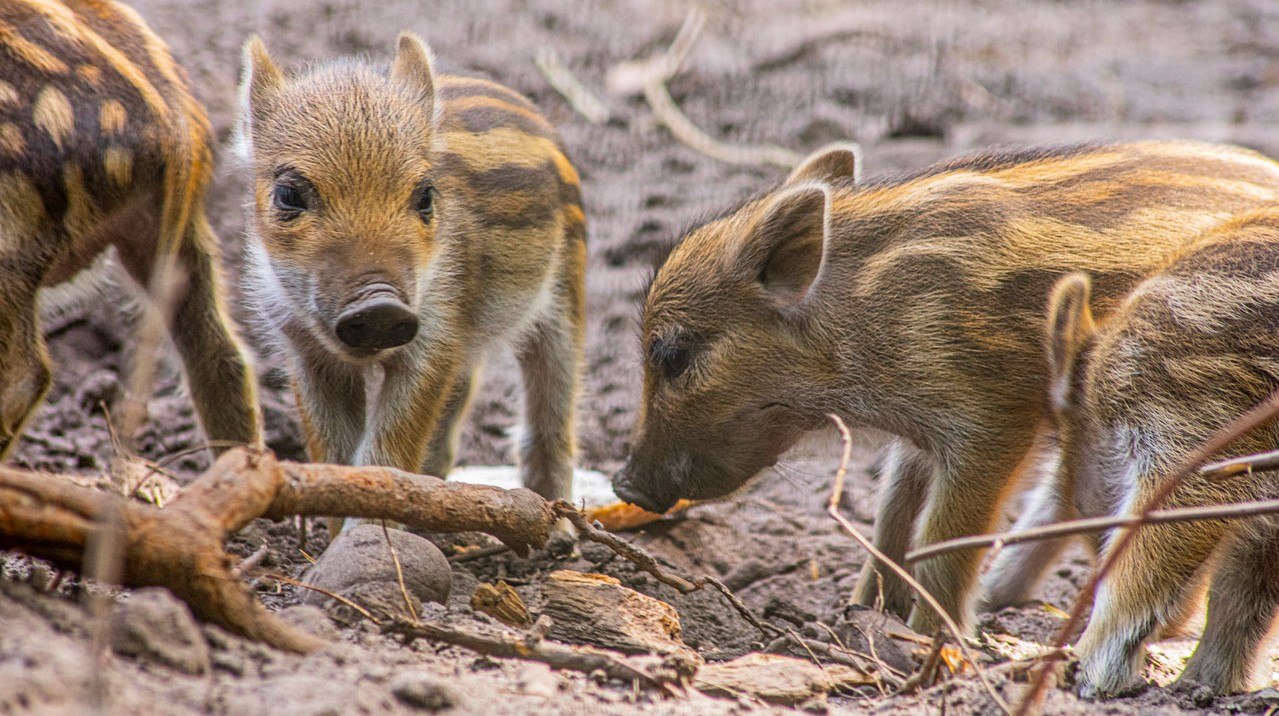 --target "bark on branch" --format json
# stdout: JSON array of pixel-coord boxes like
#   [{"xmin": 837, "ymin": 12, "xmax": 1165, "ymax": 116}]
[{"xmin": 0, "ymin": 448, "xmax": 555, "ymax": 653}]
